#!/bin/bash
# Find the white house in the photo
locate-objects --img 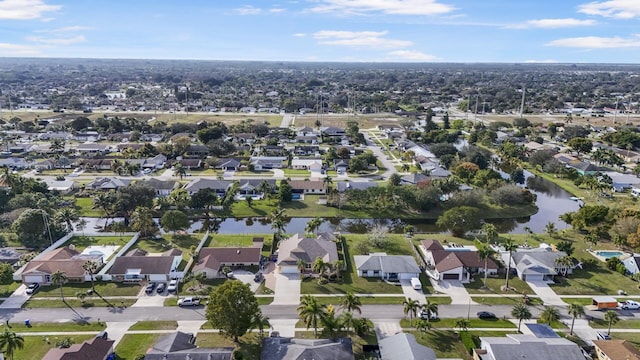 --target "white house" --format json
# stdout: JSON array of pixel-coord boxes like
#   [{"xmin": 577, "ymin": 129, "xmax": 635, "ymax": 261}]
[
  {"xmin": 353, "ymin": 253, "xmax": 420, "ymax": 281},
  {"xmin": 504, "ymin": 249, "xmax": 574, "ymax": 282}
]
